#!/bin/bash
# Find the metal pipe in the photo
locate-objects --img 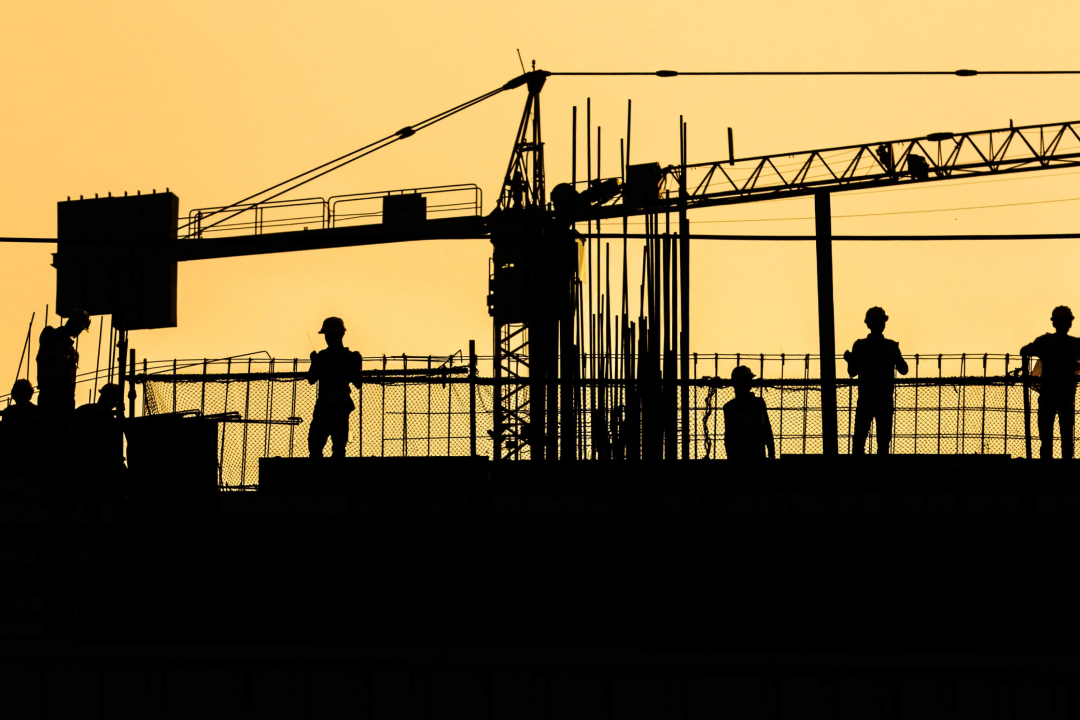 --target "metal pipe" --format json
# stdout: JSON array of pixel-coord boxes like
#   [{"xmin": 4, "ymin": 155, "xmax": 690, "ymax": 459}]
[
  {"xmin": 128, "ymin": 348, "xmax": 136, "ymax": 419},
  {"xmin": 1023, "ymin": 356, "xmax": 1032, "ymax": 459},
  {"xmin": 470, "ymin": 340, "xmax": 477, "ymax": 458},
  {"xmin": 679, "ymin": 120, "xmax": 691, "ymax": 460}
]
